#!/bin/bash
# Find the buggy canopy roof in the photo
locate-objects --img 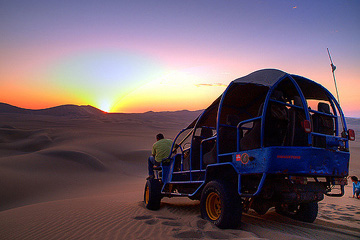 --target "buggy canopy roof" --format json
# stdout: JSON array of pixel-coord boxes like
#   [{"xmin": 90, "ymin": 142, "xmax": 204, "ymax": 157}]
[
  {"xmin": 233, "ymin": 68, "xmax": 286, "ymax": 86},
  {"xmin": 188, "ymin": 69, "xmax": 334, "ymax": 129}
]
